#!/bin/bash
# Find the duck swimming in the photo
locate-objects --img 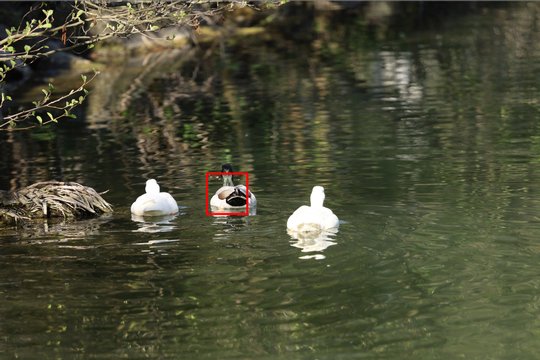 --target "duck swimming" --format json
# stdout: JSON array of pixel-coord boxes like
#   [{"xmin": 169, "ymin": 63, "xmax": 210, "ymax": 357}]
[
  {"xmin": 0, "ymin": 181, "xmax": 112, "ymax": 225},
  {"xmin": 210, "ymin": 164, "xmax": 256, "ymax": 211},
  {"xmin": 130, "ymin": 179, "xmax": 178, "ymax": 216},
  {"xmin": 287, "ymin": 186, "xmax": 339, "ymax": 232}
]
